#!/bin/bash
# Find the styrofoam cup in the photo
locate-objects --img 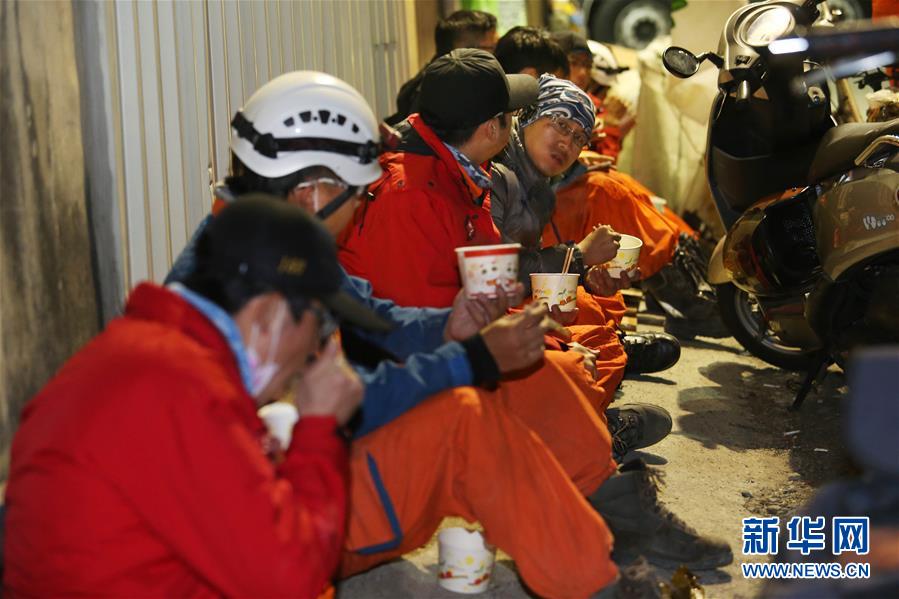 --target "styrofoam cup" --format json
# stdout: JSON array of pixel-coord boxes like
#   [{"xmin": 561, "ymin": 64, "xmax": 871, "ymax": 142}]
[
  {"xmin": 258, "ymin": 402, "xmax": 299, "ymax": 448},
  {"xmin": 650, "ymin": 196, "xmax": 667, "ymax": 214},
  {"xmin": 530, "ymin": 273, "xmax": 579, "ymax": 312},
  {"xmin": 603, "ymin": 234, "xmax": 643, "ymax": 278},
  {"xmin": 455, "ymin": 244, "xmax": 521, "ymax": 298},
  {"xmin": 437, "ymin": 528, "xmax": 496, "ymax": 594}
]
